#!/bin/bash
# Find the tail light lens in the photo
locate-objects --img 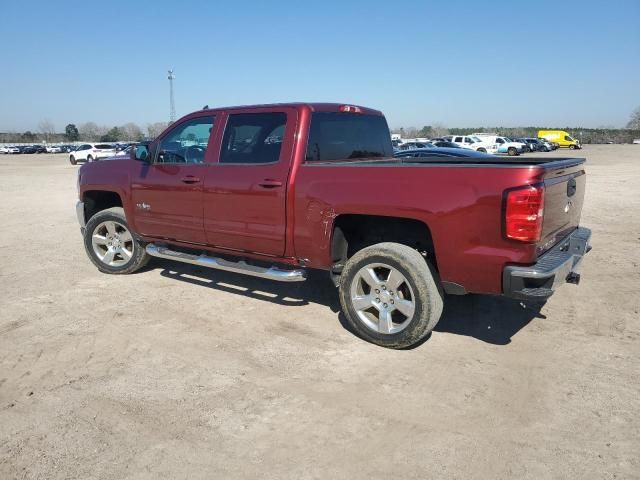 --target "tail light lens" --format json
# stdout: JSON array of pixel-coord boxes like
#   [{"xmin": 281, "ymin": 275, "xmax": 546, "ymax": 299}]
[{"xmin": 504, "ymin": 185, "xmax": 545, "ymax": 242}]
